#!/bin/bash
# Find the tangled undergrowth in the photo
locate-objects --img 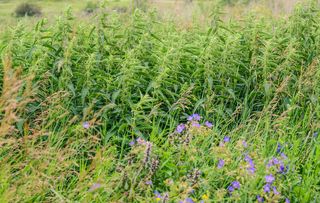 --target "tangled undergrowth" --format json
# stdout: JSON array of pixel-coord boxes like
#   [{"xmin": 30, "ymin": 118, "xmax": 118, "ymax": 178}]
[{"xmin": 0, "ymin": 1, "xmax": 320, "ymax": 202}]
